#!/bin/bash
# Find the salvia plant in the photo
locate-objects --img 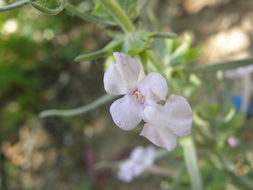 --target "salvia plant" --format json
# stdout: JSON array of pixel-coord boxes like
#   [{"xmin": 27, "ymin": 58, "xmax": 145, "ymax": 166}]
[{"xmin": 1, "ymin": 0, "xmax": 253, "ymax": 189}]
